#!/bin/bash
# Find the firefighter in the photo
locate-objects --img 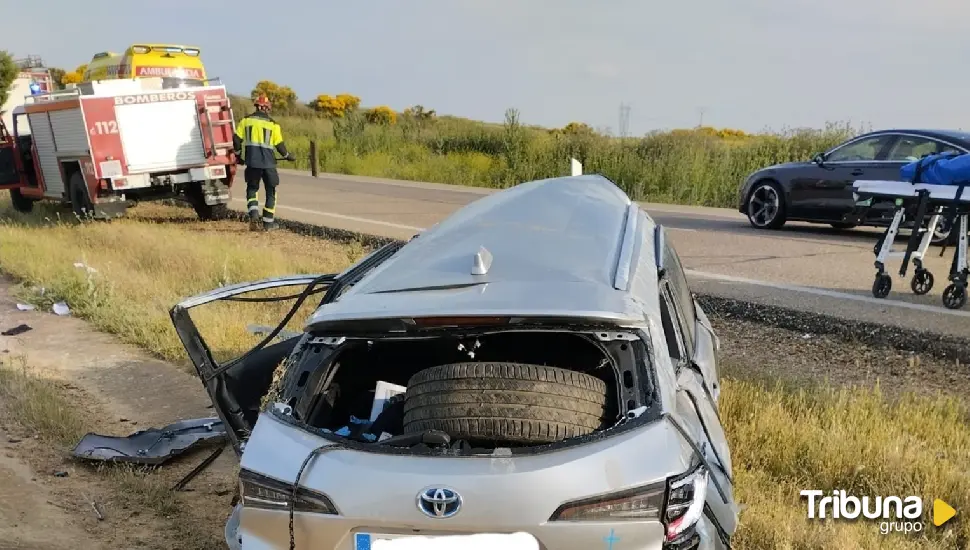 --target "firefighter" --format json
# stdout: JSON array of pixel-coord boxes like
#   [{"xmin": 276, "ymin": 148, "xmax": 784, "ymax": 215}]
[{"xmin": 233, "ymin": 95, "xmax": 295, "ymax": 231}]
